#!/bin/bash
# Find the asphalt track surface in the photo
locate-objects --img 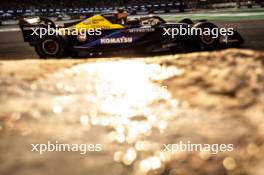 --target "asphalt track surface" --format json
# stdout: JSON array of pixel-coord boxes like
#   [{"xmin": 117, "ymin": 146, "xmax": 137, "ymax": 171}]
[{"xmin": 0, "ymin": 20, "xmax": 263, "ymax": 60}]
